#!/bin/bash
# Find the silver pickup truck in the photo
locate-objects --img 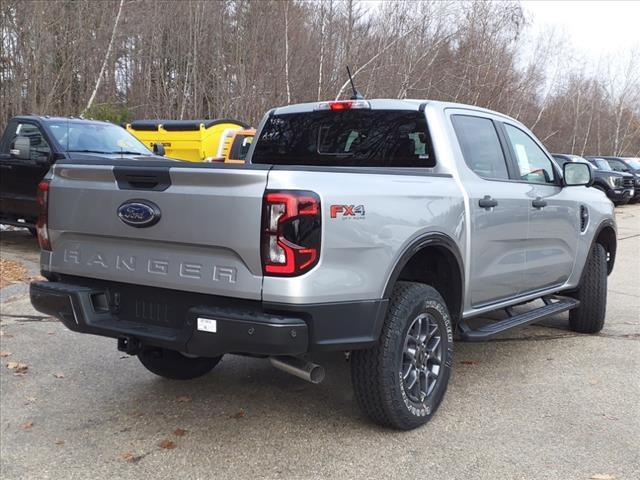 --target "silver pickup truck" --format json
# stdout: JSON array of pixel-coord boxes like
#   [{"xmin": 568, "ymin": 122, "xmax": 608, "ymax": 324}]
[{"xmin": 30, "ymin": 99, "xmax": 616, "ymax": 430}]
